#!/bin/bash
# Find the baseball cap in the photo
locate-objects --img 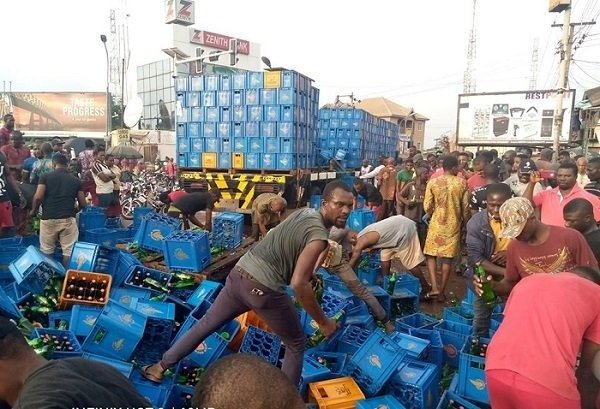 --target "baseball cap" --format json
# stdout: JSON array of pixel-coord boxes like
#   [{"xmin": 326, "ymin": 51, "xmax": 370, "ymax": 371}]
[
  {"xmin": 499, "ymin": 197, "xmax": 535, "ymax": 239},
  {"xmin": 51, "ymin": 137, "xmax": 64, "ymax": 146},
  {"xmin": 519, "ymin": 159, "xmax": 537, "ymax": 174}
]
